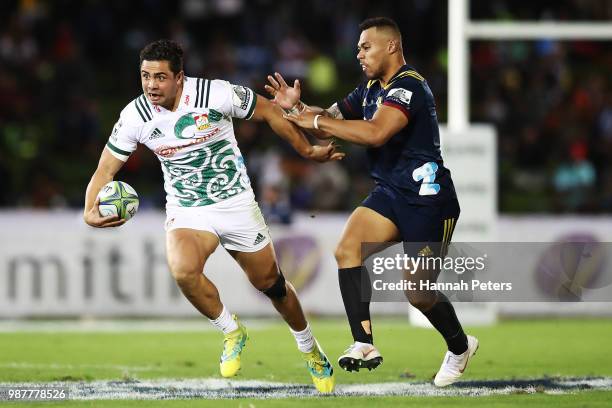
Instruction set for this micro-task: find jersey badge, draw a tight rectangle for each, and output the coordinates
[232,85,251,111]
[386,88,413,106]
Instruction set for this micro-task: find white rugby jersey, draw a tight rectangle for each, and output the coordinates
[106,77,257,207]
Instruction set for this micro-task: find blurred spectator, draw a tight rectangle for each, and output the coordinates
[553,141,596,211]
[273,29,313,80]
[0,0,611,216]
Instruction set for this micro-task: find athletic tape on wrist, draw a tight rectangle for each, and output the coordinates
[284,102,305,115]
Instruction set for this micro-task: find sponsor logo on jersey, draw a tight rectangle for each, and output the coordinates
[148,127,164,140]
[232,85,251,111]
[184,94,190,105]
[110,120,122,142]
[194,113,211,130]
[174,111,223,139]
[154,129,221,158]
[362,96,381,108]
[386,88,412,106]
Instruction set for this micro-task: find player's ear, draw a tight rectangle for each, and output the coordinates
[388,40,399,54]
[176,70,184,84]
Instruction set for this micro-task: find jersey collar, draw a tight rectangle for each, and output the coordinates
[387,64,410,83]
[367,65,411,90]
[380,64,410,89]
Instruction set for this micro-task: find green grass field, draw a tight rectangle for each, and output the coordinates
[1,318,611,407]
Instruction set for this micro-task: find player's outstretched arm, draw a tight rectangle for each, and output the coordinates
[83,148,127,228]
[284,104,409,147]
[250,94,345,163]
[265,72,340,140]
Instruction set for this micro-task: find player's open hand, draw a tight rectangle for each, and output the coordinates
[308,141,345,163]
[283,110,318,129]
[83,197,127,228]
[265,72,301,110]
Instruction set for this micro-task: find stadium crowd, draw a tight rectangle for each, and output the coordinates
[0,0,610,217]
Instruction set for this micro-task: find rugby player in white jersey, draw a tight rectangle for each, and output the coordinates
[83,39,340,393]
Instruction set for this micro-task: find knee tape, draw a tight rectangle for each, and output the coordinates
[262,272,287,299]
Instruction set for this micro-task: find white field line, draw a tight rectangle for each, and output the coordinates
[0,377,610,399]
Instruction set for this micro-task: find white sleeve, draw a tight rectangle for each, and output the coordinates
[105,113,140,162]
[212,80,257,120]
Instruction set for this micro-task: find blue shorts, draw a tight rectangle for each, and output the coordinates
[361,185,460,255]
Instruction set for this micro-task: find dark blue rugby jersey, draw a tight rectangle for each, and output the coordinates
[337,65,457,205]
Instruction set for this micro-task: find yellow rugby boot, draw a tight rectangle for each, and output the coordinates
[303,340,335,393]
[219,316,248,378]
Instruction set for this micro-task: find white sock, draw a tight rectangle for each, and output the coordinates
[354,341,373,349]
[209,306,239,335]
[290,323,316,353]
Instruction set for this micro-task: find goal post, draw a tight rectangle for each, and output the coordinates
[447,0,612,133]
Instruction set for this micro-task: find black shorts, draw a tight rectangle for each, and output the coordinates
[361,185,460,256]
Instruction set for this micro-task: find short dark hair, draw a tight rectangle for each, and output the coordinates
[139,39,184,75]
[359,17,400,34]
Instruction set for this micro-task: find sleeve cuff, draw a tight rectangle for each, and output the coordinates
[245,91,258,120]
[382,101,411,121]
[106,142,131,161]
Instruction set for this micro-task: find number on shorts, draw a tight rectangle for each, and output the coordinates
[412,162,440,196]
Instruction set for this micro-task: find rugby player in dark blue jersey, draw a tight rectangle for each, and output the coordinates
[266,17,478,386]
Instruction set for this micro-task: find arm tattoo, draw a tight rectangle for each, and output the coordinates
[325,103,343,119]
